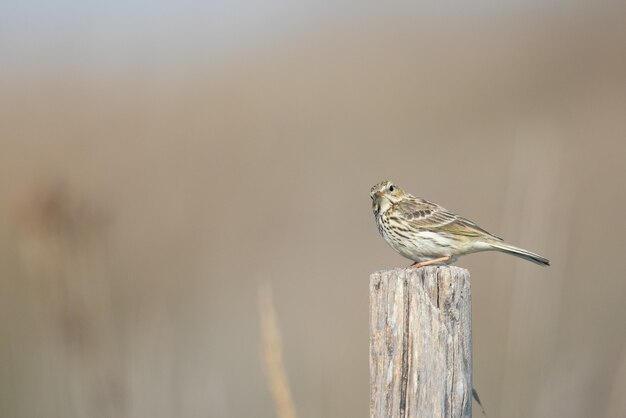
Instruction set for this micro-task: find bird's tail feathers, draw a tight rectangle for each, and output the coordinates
[487,242,550,266]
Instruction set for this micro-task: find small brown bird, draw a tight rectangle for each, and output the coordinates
[371,181,550,267]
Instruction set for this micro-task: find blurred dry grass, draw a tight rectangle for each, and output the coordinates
[259,285,298,418]
[1,3,626,417]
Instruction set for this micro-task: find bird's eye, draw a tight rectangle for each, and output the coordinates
[389,185,395,192]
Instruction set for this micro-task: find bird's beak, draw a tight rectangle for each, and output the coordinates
[374,191,384,199]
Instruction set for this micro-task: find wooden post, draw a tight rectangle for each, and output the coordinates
[370,266,472,418]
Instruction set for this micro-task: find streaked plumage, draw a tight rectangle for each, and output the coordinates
[370,180,550,267]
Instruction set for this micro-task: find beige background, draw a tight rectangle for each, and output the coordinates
[1,2,625,417]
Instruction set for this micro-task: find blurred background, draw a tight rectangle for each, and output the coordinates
[1,0,625,417]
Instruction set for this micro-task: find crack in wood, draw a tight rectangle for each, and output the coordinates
[399,276,410,417]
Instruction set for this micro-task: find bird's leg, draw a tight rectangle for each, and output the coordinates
[409,256,452,268]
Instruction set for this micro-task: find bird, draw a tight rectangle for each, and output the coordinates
[371,180,550,268]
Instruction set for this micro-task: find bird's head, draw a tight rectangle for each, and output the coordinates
[370,180,406,214]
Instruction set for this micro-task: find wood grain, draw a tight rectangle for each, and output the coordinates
[370,266,472,418]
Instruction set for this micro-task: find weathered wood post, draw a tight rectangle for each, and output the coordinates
[370,266,472,418]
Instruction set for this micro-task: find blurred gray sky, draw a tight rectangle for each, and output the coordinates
[0,0,605,80]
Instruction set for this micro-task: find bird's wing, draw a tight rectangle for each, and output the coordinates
[394,197,502,240]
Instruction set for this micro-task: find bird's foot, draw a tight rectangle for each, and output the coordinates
[409,256,452,268]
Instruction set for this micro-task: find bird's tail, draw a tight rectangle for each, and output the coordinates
[487,242,550,266]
